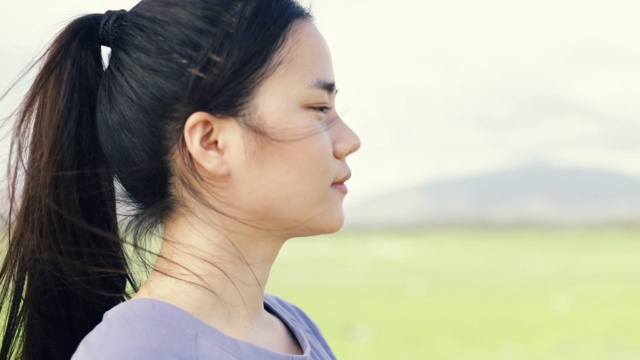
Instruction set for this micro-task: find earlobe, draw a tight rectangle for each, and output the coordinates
[183,111,230,178]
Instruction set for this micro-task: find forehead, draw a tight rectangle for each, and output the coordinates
[268,20,335,87]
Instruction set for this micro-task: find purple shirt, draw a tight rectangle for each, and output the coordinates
[72,294,336,359]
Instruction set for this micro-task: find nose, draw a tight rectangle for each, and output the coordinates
[333,118,361,159]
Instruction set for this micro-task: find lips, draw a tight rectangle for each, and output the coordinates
[331,172,351,195]
[333,172,351,185]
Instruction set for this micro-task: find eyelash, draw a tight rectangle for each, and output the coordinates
[311,106,332,114]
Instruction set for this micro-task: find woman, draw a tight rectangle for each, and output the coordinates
[0,0,360,359]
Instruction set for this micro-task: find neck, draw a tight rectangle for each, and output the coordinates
[134,210,286,337]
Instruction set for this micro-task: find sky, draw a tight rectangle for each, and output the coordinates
[1,0,640,207]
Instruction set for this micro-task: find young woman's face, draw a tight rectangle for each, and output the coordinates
[229,20,361,237]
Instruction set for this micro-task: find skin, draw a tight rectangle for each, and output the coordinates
[134,20,361,355]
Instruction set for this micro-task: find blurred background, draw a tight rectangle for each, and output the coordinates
[2,0,640,359]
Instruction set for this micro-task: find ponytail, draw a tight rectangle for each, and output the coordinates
[2,0,313,357]
[1,14,132,360]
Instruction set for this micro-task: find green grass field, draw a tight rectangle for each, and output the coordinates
[267,228,640,360]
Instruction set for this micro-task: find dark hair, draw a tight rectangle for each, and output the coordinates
[0,1,310,359]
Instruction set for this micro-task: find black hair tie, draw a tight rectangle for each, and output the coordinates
[99,10,128,47]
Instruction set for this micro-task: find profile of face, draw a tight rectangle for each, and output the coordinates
[186,20,361,238]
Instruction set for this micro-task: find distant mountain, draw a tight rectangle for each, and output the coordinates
[345,165,640,227]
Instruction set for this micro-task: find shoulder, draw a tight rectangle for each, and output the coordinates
[264,294,336,359]
[73,296,336,360]
[264,294,317,328]
[72,299,199,360]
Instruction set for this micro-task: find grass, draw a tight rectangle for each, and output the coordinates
[267,227,640,360]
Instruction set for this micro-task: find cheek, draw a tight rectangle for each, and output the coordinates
[261,138,333,199]
[243,126,334,183]
[269,128,333,163]
[292,136,334,174]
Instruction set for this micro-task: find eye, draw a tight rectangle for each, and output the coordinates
[311,105,332,114]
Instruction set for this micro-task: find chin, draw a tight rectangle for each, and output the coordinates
[314,211,345,235]
[292,211,345,238]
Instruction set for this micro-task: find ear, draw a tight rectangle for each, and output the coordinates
[183,111,231,178]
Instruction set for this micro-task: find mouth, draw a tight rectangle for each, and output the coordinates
[332,172,351,185]
[331,172,351,194]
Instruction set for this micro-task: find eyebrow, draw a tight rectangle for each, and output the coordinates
[311,80,338,95]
